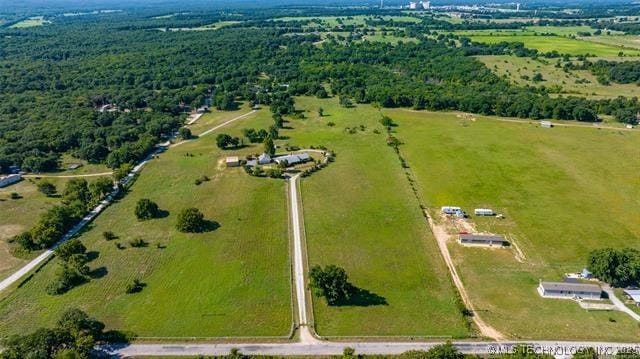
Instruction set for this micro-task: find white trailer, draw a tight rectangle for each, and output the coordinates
[441,206,462,215]
[474,208,494,216]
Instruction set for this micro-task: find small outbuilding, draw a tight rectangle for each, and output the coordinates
[540,120,553,128]
[0,174,22,188]
[459,233,508,247]
[474,208,494,216]
[225,156,240,167]
[580,268,593,279]
[537,281,602,300]
[623,289,640,307]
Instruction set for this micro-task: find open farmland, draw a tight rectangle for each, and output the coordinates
[0,108,292,338]
[390,109,640,341]
[477,55,640,99]
[286,97,470,338]
[459,32,640,56]
[9,16,50,28]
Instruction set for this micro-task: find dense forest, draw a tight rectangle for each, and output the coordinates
[0,8,639,173]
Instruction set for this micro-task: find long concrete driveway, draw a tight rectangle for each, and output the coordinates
[602,285,640,321]
[0,110,257,293]
[288,173,320,344]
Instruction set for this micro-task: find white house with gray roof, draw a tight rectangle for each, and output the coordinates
[538,281,602,300]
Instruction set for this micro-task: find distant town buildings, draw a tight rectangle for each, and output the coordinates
[0,174,22,188]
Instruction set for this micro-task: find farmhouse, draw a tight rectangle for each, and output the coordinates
[274,153,311,167]
[0,174,22,188]
[537,281,602,300]
[225,156,240,167]
[623,289,640,307]
[540,120,553,128]
[459,233,508,247]
[474,208,494,216]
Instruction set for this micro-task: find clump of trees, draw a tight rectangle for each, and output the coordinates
[0,308,111,359]
[176,207,207,233]
[125,279,146,294]
[37,181,57,197]
[12,178,114,251]
[588,248,640,287]
[216,133,242,149]
[242,128,269,143]
[308,264,353,305]
[46,239,91,295]
[134,198,159,221]
[178,127,193,140]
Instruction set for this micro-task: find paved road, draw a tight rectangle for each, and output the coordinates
[0,110,257,293]
[602,285,640,321]
[171,110,257,148]
[104,340,640,358]
[22,172,114,178]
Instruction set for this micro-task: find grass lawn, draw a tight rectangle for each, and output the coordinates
[273,15,420,28]
[388,109,640,341]
[9,16,50,29]
[461,33,640,56]
[477,55,640,99]
[0,109,292,338]
[284,97,470,338]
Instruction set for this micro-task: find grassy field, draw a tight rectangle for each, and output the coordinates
[464,34,640,56]
[389,109,640,341]
[581,35,640,51]
[286,97,470,338]
[453,29,640,56]
[0,175,110,279]
[9,16,50,29]
[363,34,418,44]
[0,108,292,338]
[477,55,640,99]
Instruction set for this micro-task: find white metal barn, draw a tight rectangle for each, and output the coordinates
[0,174,22,188]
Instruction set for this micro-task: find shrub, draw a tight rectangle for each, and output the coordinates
[134,198,159,221]
[128,237,147,248]
[125,279,145,294]
[103,231,117,241]
[176,207,206,233]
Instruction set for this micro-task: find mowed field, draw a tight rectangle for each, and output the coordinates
[477,55,640,99]
[286,97,470,338]
[457,31,640,56]
[0,107,292,338]
[389,110,640,341]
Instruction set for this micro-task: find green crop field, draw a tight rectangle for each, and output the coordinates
[478,55,640,99]
[389,109,640,341]
[0,108,292,338]
[285,97,470,338]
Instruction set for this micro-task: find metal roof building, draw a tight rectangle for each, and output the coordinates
[538,281,602,300]
[459,233,508,247]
